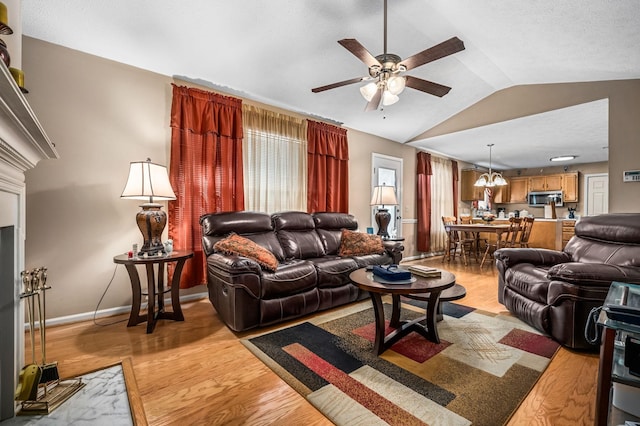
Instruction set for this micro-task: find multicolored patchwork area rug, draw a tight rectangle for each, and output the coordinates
[243,301,560,426]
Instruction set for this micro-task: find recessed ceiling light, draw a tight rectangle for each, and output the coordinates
[550,155,576,162]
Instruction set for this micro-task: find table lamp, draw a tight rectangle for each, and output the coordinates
[370,185,398,238]
[121,158,176,255]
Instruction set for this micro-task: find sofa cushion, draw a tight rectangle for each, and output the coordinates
[574,213,640,245]
[565,237,640,267]
[273,211,326,259]
[200,211,286,260]
[338,229,384,257]
[214,233,279,271]
[260,260,317,299]
[308,256,358,288]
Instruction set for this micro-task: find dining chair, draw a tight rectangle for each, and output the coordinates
[517,217,535,247]
[504,217,524,247]
[460,215,485,256]
[442,216,476,265]
[480,217,522,268]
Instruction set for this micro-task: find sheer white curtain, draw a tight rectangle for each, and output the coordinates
[242,105,307,213]
[430,156,454,252]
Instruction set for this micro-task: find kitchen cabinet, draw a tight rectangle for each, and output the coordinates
[508,177,529,203]
[529,174,563,192]
[461,169,486,201]
[562,219,576,248]
[492,184,510,204]
[563,172,579,202]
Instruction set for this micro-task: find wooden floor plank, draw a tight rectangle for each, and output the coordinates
[26,255,597,425]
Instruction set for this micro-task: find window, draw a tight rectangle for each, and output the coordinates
[429,156,454,252]
[242,105,307,213]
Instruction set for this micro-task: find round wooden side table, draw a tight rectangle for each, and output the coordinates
[113,250,193,333]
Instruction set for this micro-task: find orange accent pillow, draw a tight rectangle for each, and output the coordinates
[338,229,384,257]
[214,233,278,271]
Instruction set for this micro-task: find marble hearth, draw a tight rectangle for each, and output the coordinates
[0,60,58,420]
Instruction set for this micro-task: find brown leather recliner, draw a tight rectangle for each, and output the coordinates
[200,211,404,332]
[495,213,640,349]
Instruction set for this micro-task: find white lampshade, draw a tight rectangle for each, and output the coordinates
[493,175,508,186]
[370,185,398,206]
[474,176,488,187]
[387,75,406,95]
[382,91,399,106]
[121,158,176,203]
[359,82,379,102]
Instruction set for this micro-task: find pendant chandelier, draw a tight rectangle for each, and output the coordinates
[474,144,508,187]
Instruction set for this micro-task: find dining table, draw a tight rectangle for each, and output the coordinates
[443,222,512,267]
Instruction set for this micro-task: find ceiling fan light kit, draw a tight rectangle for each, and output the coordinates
[311,0,465,111]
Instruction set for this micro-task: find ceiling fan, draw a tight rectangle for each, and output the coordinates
[311,0,465,112]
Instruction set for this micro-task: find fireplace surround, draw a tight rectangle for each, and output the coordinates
[0,60,57,420]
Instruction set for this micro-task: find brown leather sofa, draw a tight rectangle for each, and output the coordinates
[200,210,404,332]
[495,213,640,349]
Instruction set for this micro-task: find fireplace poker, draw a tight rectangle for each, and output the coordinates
[34,267,59,385]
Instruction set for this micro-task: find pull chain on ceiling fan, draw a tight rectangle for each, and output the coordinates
[311,0,465,112]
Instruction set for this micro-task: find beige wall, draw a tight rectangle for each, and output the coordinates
[416,81,640,213]
[347,131,418,257]
[23,38,180,319]
[22,37,417,320]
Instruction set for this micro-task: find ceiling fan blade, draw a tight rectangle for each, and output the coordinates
[365,88,383,112]
[405,76,451,97]
[312,77,368,93]
[400,36,465,71]
[338,39,381,68]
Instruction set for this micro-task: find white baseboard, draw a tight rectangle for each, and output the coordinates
[33,292,209,329]
[401,252,443,262]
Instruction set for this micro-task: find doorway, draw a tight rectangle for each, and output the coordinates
[372,154,403,237]
[584,173,609,216]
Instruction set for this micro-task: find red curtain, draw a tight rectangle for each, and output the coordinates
[416,152,432,252]
[451,160,459,218]
[307,120,349,213]
[168,85,244,288]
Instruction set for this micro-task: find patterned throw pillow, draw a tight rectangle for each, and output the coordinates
[338,229,384,257]
[214,233,279,271]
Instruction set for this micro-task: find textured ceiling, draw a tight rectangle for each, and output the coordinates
[21,0,640,169]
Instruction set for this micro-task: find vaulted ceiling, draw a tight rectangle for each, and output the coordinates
[22,0,640,169]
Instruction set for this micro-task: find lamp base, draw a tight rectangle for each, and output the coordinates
[374,208,391,239]
[136,203,167,255]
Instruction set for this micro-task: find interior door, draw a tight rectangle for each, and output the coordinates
[372,154,403,237]
[584,173,609,216]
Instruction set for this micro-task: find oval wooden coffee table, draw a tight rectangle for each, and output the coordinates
[349,268,456,355]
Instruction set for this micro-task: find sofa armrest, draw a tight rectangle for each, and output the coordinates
[382,240,404,264]
[547,262,640,286]
[494,248,571,268]
[206,253,263,275]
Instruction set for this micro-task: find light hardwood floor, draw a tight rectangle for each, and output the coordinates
[29,256,598,425]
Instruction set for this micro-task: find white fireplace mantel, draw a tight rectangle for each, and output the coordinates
[0,59,58,420]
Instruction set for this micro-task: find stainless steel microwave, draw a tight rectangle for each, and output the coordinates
[528,191,563,207]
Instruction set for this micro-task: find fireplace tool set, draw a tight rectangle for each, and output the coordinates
[15,267,84,414]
